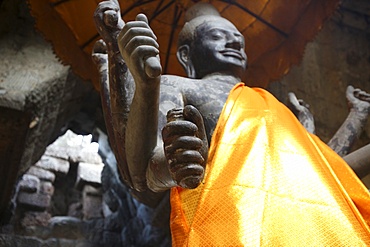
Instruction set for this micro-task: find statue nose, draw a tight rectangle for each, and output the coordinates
[226,40,241,50]
[226,34,242,50]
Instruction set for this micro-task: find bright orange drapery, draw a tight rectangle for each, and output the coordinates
[170,83,370,246]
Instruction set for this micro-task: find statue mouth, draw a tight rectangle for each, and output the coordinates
[220,50,245,61]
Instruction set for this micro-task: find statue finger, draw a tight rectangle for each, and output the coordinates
[120,21,157,40]
[95,1,120,21]
[136,13,149,23]
[297,99,309,109]
[162,120,198,141]
[118,28,157,57]
[171,163,205,189]
[103,9,124,29]
[183,105,207,142]
[166,108,183,122]
[124,36,159,55]
[355,90,370,102]
[287,92,302,111]
[92,39,107,54]
[130,46,159,68]
[165,136,203,154]
[169,150,205,166]
[346,85,356,102]
[92,40,108,68]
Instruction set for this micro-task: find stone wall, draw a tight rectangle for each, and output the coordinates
[0,130,170,246]
[268,0,370,145]
[267,0,370,186]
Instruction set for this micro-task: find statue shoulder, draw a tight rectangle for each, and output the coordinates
[160,75,199,90]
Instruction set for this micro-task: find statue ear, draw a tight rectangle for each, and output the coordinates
[177,44,195,78]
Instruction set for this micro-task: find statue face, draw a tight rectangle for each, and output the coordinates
[191,18,247,79]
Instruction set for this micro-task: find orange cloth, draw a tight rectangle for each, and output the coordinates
[170,83,370,246]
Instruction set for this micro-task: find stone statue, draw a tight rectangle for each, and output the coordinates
[327,85,370,156]
[93,1,246,193]
[287,86,370,178]
[286,92,316,134]
[93,0,370,194]
[93,1,370,246]
[92,1,370,245]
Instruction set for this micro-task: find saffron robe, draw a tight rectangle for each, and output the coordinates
[170,83,370,246]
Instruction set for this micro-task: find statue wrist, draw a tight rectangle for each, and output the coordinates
[350,107,369,121]
[146,147,176,192]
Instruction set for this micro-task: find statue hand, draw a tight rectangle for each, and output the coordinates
[118,14,162,82]
[162,106,208,189]
[346,85,370,115]
[94,0,124,44]
[287,92,315,134]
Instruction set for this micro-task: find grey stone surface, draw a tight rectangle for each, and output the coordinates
[76,162,104,188]
[18,174,40,193]
[21,211,51,228]
[48,216,85,240]
[71,145,102,165]
[27,166,56,182]
[39,181,55,196]
[35,156,70,175]
[82,185,103,220]
[68,202,83,219]
[17,191,51,210]
[45,130,102,165]
[0,234,43,247]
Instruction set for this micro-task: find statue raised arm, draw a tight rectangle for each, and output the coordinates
[117,12,209,191]
[93,0,135,188]
[287,92,316,134]
[287,86,370,178]
[328,85,370,156]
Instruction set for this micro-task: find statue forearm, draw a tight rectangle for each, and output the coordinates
[327,109,368,157]
[126,83,161,191]
[107,49,136,187]
[343,144,370,179]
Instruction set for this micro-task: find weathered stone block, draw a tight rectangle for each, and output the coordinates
[44,145,69,160]
[68,202,83,219]
[0,234,43,247]
[82,185,103,220]
[18,174,40,193]
[21,211,51,227]
[17,191,51,210]
[35,156,70,175]
[39,181,54,196]
[48,216,85,240]
[27,166,55,182]
[70,145,102,165]
[76,162,104,189]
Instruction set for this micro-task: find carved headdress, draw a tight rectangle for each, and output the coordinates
[178,3,224,47]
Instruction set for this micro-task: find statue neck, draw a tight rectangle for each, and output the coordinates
[202,73,243,87]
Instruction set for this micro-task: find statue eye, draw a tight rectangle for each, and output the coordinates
[210,31,224,40]
[212,34,223,40]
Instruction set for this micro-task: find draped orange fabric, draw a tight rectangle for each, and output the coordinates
[170,83,370,246]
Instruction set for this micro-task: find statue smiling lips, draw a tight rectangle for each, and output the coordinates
[93,1,370,246]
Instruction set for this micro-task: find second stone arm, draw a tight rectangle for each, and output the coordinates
[288,86,370,178]
[118,14,208,192]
